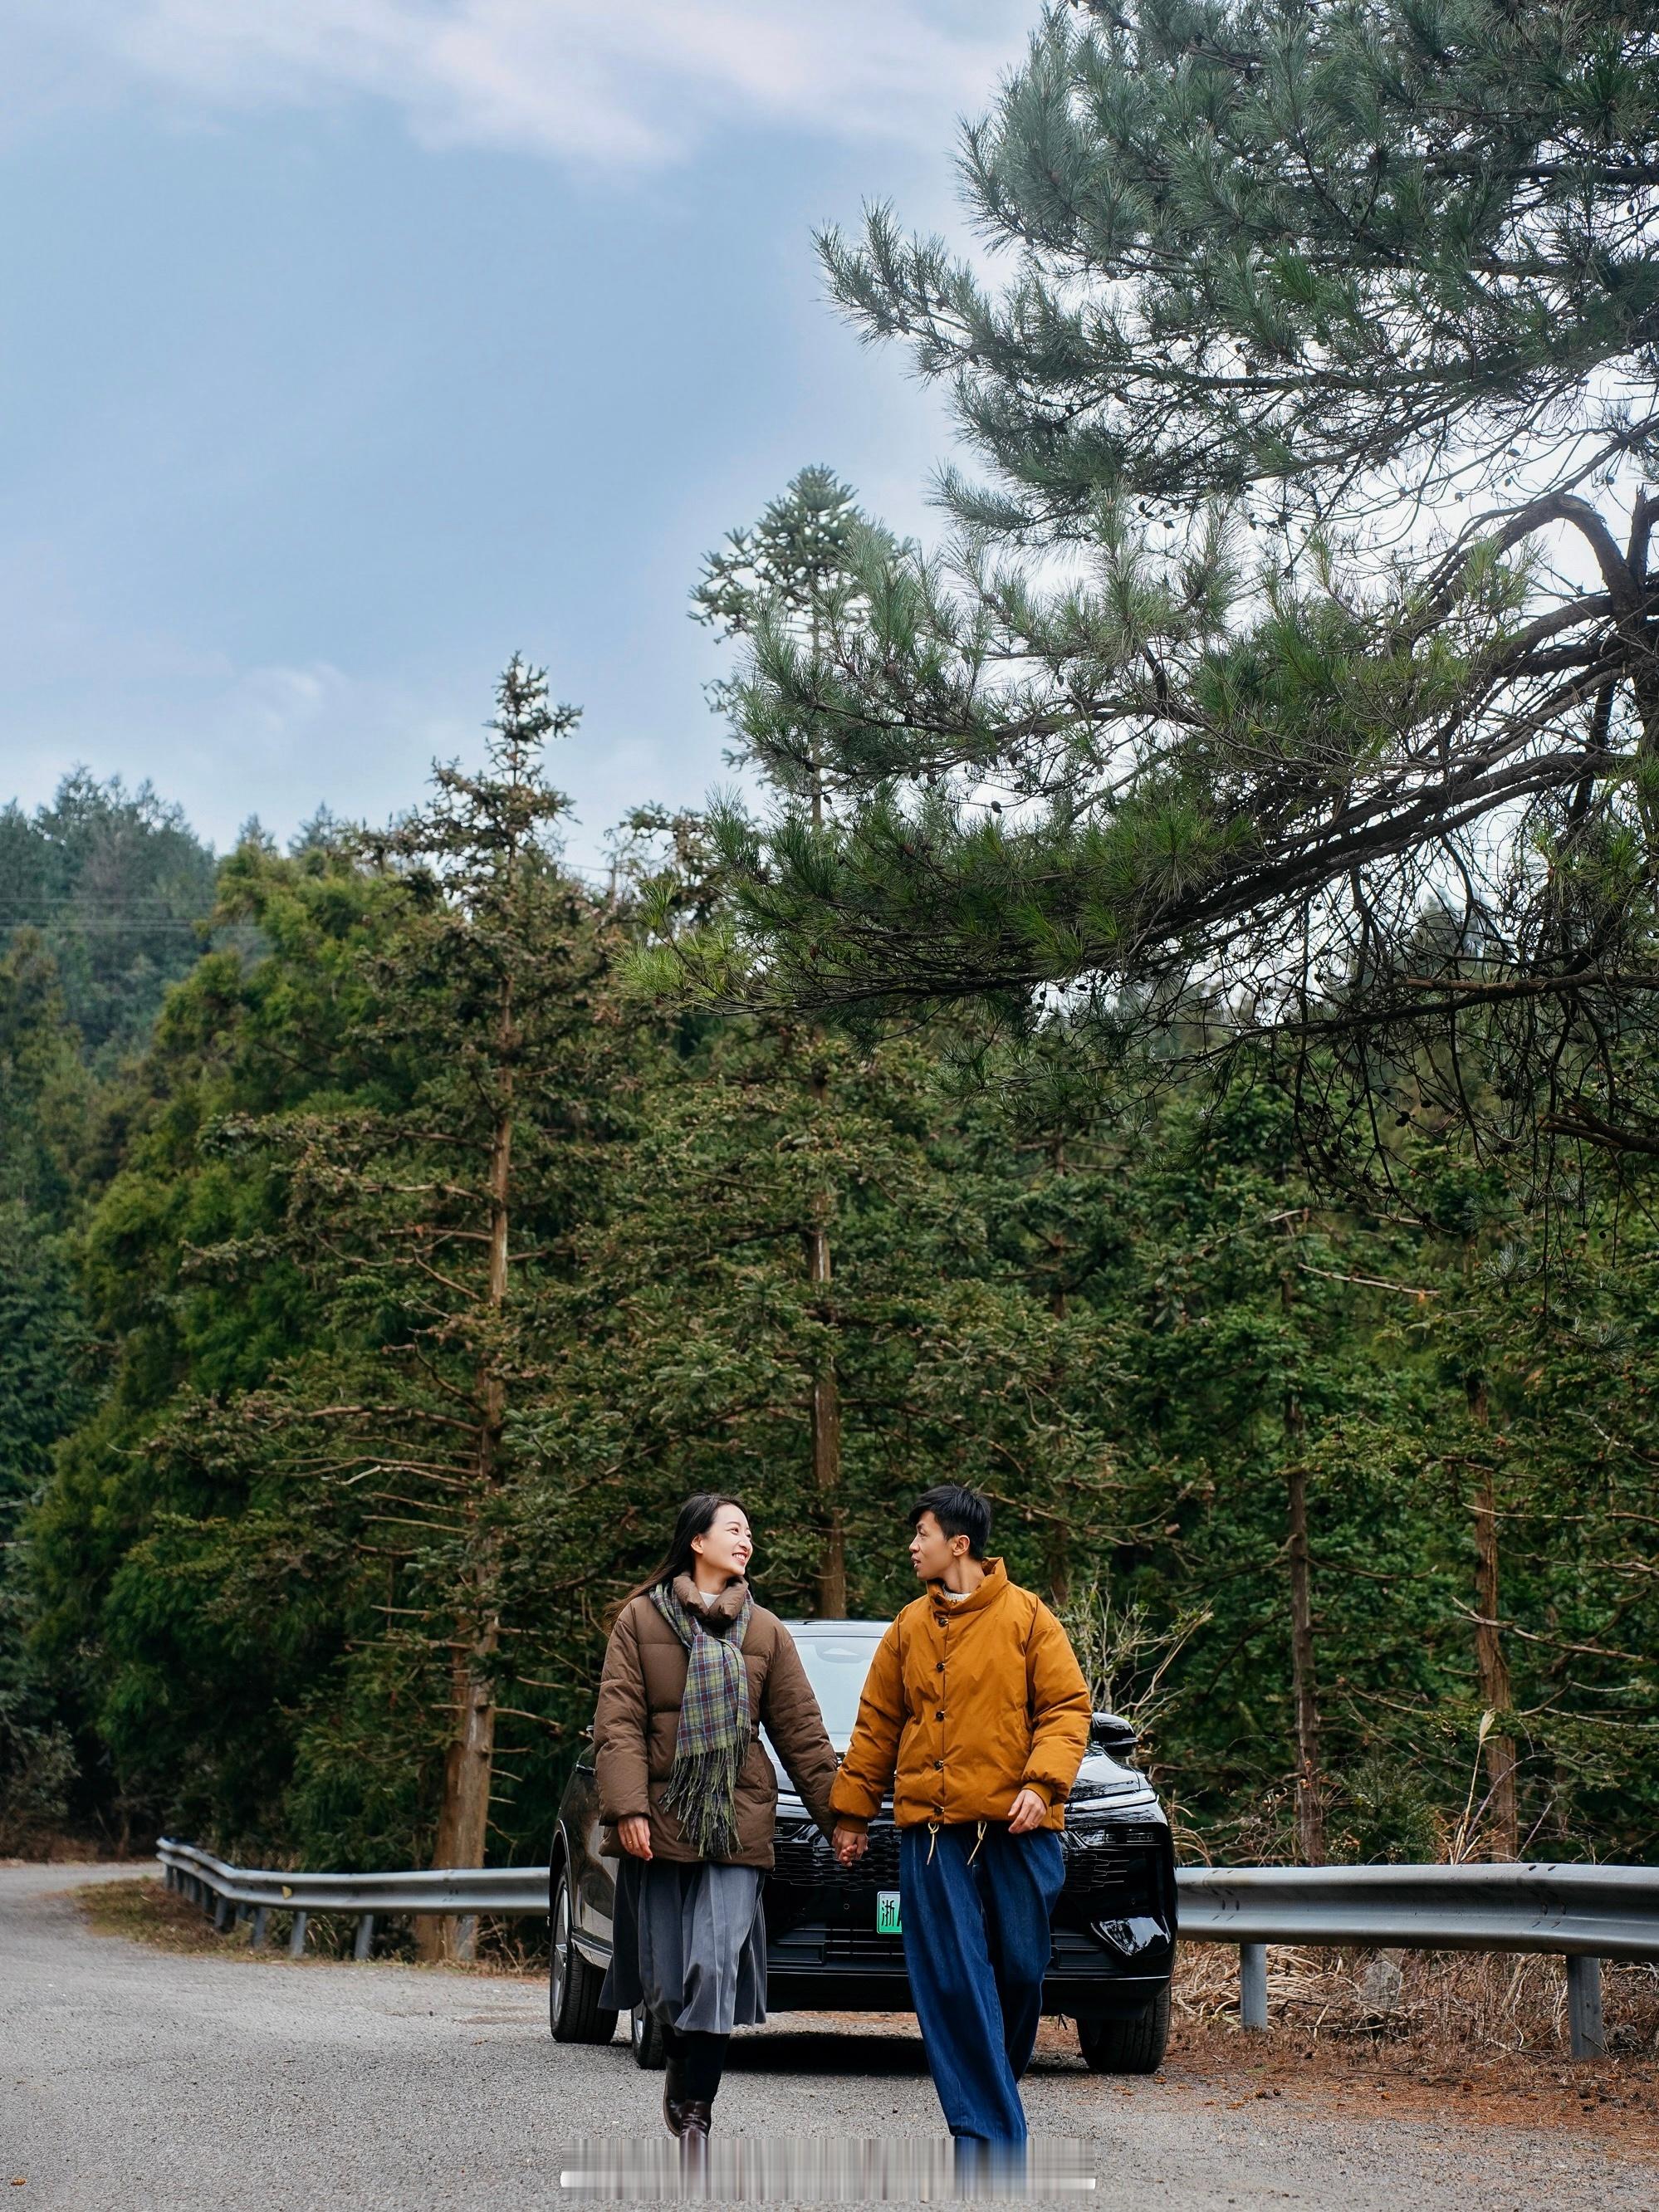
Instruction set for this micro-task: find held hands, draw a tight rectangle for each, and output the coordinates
[1006,1788,1048,1836]
[832,1821,869,1867]
[618,1814,653,1861]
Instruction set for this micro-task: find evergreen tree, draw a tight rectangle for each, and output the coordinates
[0,773,218,1065]
[29,668,639,1901]
[682,470,880,1610]
[0,937,94,1845]
[678,0,1659,1164]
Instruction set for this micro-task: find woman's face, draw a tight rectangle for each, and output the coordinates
[692,1505,753,1581]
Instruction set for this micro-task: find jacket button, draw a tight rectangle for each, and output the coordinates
[936,1710,945,1721]
[934,1759,943,1770]
[935,1661,944,1672]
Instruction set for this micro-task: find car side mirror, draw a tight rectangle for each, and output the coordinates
[1089,1710,1136,1755]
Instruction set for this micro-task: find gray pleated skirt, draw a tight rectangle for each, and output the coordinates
[601,1858,767,2033]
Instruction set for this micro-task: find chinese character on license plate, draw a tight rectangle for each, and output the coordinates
[875,1890,902,1936]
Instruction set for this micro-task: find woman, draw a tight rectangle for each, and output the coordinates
[595,1493,838,2142]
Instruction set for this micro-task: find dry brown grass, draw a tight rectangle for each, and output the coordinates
[1162,1941,1659,2159]
[78,1877,252,1955]
[1172,1940,1659,2058]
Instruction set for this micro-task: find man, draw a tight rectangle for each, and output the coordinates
[831,1484,1091,2151]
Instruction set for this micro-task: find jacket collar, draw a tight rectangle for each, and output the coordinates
[672,1571,749,1629]
[925,1555,1008,1616]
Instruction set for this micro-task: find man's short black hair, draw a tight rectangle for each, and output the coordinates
[908,1483,991,1559]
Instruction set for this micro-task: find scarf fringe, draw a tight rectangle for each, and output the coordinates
[661,1740,746,1859]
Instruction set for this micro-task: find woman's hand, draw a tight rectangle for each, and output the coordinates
[618,1815,653,1861]
[832,1821,869,1867]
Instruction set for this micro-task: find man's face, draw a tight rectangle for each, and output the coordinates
[908,1510,959,1583]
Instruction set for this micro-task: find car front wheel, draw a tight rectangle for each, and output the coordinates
[549,1863,619,2045]
[1077,1984,1170,2074]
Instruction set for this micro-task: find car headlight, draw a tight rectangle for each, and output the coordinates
[1068,1779,1157,1808]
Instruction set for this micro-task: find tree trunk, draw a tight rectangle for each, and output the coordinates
[1048,1134,1068,1319]
[1281,1274,1324,1865]
[808,1159,845,1618]
[805,764,845,1616]
[418,979,514,1959]
[1467,1374,1519,1859]
[1285,1455,1325,1866]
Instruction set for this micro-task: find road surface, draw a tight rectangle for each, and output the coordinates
[2,1862,1652,2210]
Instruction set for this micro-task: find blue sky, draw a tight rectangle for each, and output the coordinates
[2,1,1036,869]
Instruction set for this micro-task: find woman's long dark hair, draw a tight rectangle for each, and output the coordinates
[609,1492,749,1625]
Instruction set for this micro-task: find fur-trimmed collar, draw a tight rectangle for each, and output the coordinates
[671,1571,750,1628]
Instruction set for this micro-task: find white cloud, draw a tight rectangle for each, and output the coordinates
[12,0,1034,169]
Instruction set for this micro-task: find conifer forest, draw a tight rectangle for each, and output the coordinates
[3,0,1658,1901]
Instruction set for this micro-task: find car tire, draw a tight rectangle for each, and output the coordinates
[549,1862,619,2045]
[630,1999,668,2069]
[1077,1984,1170,2074]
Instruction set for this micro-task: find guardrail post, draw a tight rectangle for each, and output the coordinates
[455,1914,478,1963]
[1239,1943,1268,2030]
[213,1893,229,1931]
[1568,1955,1603,2059]
[353,1914,375,1961]
[287,1910,309,1959]
[251,1907,269,1949]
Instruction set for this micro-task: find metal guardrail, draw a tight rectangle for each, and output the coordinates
[159,1839,1656,2059]
[1177,1860,1659,2058]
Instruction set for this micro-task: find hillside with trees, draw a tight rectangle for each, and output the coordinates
[2,0,1657,1883]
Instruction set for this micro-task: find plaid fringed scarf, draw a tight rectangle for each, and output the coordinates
[651,1574,754,1859]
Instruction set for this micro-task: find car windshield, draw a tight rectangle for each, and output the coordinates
[788,1626,887,1748]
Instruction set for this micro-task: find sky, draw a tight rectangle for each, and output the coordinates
[1,1,1038,870]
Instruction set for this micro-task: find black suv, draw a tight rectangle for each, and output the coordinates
[549,1617,1176,2074]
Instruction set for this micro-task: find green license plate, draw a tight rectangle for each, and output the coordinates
[875,1890,902,1936]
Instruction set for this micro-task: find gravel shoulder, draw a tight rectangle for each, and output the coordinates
[2,1862,1655,2211]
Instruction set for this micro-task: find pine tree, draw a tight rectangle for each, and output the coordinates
[226,659,624,1945]
[0,773,218,1066]
[681,0,1659,1163]
[687,470,874,1611]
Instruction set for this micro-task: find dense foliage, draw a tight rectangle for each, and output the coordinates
[2,1,1657,1881]
[2,686,1653,1871]
[677,0,1659,1180]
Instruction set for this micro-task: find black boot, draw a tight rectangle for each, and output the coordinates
[678,2099,713,2143]
[662,2029,688,2137]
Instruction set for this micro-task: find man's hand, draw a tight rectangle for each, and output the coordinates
[618,1814,653,1860]
[1006,1789,1048,1836]
[833,1821,869,1867]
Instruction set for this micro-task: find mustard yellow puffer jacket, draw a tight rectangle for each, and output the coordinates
[830,1559,1091,1832]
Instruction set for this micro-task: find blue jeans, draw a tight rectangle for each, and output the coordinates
[899,1821,1065,2146]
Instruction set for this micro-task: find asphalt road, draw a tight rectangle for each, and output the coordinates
[2,1862,1652,2211]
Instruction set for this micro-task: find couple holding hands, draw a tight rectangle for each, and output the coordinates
[592,1483,1092,2151]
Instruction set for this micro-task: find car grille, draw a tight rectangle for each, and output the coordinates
[1059,1833,1163,1912]
[772,1924,1152,1977]
[776,1823,1156,1887]
[821,1926,909,1965]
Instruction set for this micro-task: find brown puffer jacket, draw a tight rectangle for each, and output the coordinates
[593,1575,839,1869]
[830,1558,1090,1832]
